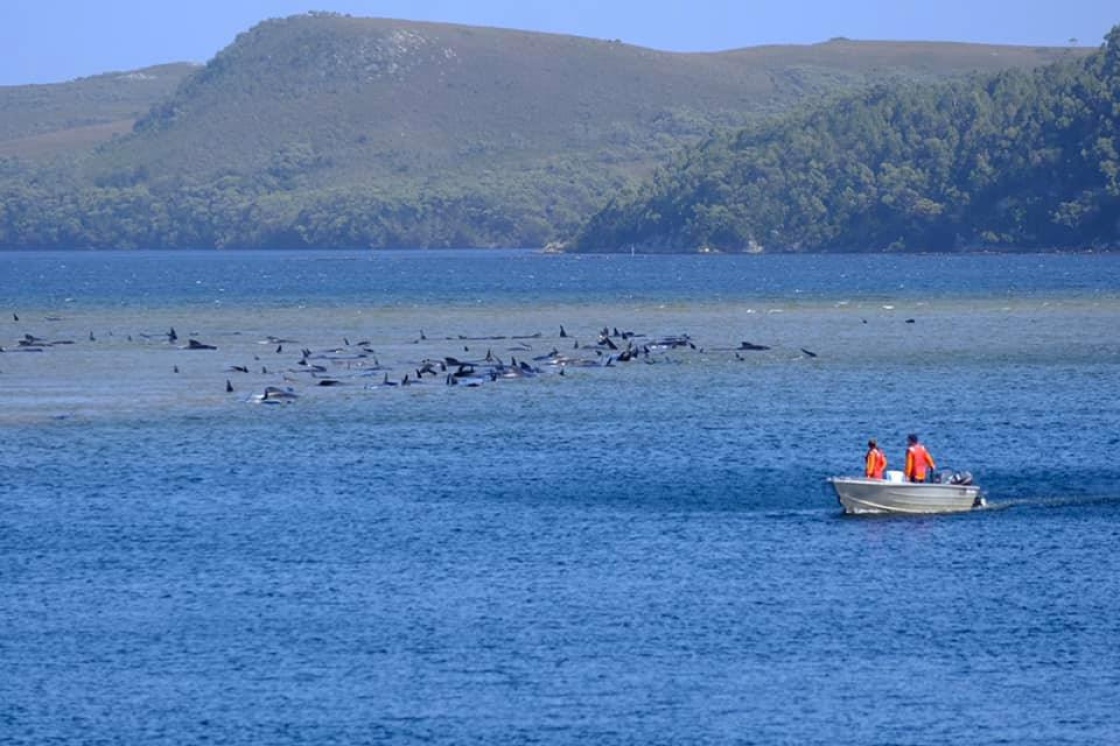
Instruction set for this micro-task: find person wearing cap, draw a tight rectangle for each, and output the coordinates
[904,433,937,482]
[865,439,887,479]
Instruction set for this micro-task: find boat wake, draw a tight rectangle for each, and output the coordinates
[980,494,1120,511]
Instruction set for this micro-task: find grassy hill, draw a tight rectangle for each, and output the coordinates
[0,63,198,159]
[94,14,1082,187]
[0,12,1093,249]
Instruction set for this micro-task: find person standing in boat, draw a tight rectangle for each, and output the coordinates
[865,439,887,479]
[904,433,937,482]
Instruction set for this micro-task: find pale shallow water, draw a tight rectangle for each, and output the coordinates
[2,250,1120,744]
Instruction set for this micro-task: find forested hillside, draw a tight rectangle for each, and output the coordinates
[570,27,1120,253]
[0,12,1083,250]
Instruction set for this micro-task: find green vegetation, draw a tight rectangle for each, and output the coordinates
[0,64,196,160]
[570,27,1120,252]
[0,12,1097,249]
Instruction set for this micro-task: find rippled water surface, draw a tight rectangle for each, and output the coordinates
[3,250,1120,744]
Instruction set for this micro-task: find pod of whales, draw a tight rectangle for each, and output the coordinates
[6,313,837,407]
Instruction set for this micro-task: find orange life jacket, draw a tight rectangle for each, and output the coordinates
[906,444,936,481]
[865,447,887,479]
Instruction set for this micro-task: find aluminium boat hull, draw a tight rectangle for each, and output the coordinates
[829,476,985,515]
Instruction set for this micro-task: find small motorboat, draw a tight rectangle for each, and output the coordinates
[829,470,985,515]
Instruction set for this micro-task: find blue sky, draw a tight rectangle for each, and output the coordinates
[2,1,1116,85]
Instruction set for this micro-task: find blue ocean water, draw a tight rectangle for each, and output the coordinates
[2,250,1120,744]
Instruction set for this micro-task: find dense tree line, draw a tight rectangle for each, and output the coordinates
[570,27,1120,252]
[0,163,617,249]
